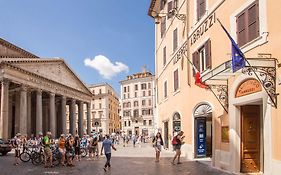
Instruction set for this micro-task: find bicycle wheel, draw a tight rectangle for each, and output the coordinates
[32,153,44,166]
[20,152,31,162]
[80,148,87,158]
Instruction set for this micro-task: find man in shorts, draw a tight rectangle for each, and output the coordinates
[43,131,53,168]
[13,133,21,166]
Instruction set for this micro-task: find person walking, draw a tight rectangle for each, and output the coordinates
[152,132,164,162]
[101,134,117,172]
[171,131,185,165]
[58,134,66,166]
[12,133,21,166]
[43,131,53,168]
[65,134,75,166]
[74,135,81,161]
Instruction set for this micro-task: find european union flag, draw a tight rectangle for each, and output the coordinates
[218,19,245,72]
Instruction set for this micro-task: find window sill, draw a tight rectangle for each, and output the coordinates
[240,33,269,54]
[173,89,180,96]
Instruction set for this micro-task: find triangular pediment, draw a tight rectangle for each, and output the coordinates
[5,58,91,95]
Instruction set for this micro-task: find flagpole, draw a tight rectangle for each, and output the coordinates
[217,18,277,108]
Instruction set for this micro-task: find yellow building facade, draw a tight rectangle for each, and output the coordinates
[149,0,281,174]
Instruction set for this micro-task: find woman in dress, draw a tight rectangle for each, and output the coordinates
[152,132,163,162]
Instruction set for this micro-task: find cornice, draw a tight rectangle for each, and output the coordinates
[148,0,157,17]
[0,38,38,58]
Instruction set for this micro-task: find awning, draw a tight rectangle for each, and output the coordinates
[201,57,277,113]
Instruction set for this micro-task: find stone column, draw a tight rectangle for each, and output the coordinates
[19,86,27,135]
[78,101,84,137]
[69,99,76,135]
[49,92,56,138]
[61,96,67,134]
[27,91,32,136]
[36,90,43,135]
[86,102,91,135]
[0,80,9,139]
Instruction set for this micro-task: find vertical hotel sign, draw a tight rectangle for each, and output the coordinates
[190,13,216,45]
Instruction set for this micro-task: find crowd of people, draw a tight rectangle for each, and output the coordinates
[10,130,185,171]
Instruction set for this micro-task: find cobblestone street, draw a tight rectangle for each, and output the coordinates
[0,143,233,175]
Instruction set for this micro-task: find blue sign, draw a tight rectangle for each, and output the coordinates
[197,118,206,157]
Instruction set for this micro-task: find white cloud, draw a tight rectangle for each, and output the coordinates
[84,55,129,79]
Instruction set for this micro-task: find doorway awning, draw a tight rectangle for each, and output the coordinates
[201,57,277,113]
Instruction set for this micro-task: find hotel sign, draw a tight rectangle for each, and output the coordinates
[236,79,262,98]
[190,13,216,45]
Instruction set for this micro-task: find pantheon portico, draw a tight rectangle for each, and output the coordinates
[0,38,92,139]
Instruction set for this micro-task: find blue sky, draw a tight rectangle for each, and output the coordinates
[0,0,155,95]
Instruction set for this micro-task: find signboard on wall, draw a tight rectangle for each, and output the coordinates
[236,79,262,98]
[197,118,206,157]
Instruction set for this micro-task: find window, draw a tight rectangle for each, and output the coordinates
[167,1,173,19]
[128,121,131,126]
[133,110,139,117]
[148,99,152,106]
[197,0,206,21]
[135,84,138,91]
[143,91,145,97]
[148,83,151,89]
[128,93,130,98]
[99,89,102,94]
[124,121,127,127]
[134,101,139,107]
[92,104,95,109]
[163,46,167,66]
[143,120,147,126]
[161,17,166,38]
[192,39,211,75]
[160,0,167,11]
[123,94,126,99]
[124,87,126,93]
[135,92,138,98]
[173,28,178,52]
[148,90,151,96]
[174,69,179,91]
[142,110,146,115]
[99,103,102,109]
[149,120,152,126]
[92,90,95,95]
[127,102,131,108]
[237,1,259,46]
[142,100,146,106]
[164,81,167,98]
[141,83,147,90]
[128,86,130,92]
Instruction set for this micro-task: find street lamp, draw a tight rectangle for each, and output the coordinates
[150,9,186,24]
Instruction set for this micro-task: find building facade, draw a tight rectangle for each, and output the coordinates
[149,0,281,174]
[120,71,156,136]
[87,83,121,135]
[0,38,93,139]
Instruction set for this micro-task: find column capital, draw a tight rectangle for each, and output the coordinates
[71,98,76,104]
[1,79,10,86]
[20,85,28,91]
[36,89,42,94]
[49,92,55,97]
[61,96,67,100]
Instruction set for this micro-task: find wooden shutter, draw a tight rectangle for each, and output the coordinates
[247,1,259,42]
[164,81,167,98]
[163,46,166,66]
[173,28,178,52]
[205,39,212,69]
[197,0,206,20]
[168,1,173,18]
[192,51,199,76]
[160,0,165,10]
[237,12,246,46]
[197,0,200,20]
[174,69,179,91]
[161,17,166,38]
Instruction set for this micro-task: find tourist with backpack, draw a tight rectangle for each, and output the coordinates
[152,132,163,162]
[171,131,185,165]
[43,131,53,168]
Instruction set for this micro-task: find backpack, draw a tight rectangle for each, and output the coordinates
[172,136,178,145]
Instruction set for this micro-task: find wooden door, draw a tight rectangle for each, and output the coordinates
[241,105,261,173]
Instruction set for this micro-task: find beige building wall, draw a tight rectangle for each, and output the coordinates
[150,0,281,174]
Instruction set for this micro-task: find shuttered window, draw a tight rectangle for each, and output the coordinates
[237,1,259,46]
[164,81,167,98]
[173,28,178,52]
[197,0,206,20]
[161,17,166,38]
[192,39,211,76]
[167,1,173,19]
[174,69,179,91]
[163,46,167,66]
[160,0,167,11]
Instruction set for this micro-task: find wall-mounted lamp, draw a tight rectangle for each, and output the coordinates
[150,9,186,24]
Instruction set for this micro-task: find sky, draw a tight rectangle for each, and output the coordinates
[0,0,155,95]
